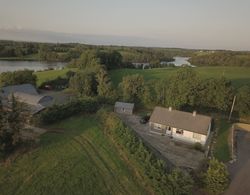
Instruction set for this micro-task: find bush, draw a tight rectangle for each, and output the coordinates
[194,142,204,152]
[205,158,229,195]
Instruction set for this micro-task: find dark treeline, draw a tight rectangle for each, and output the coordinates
[0,69,37,87]
[0,40,194,66]
[117,68,250,118]
[189,51,250,67]
[2,40,250,68]
[0,96,27,158]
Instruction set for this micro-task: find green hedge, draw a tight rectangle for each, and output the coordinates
[97,109,194,195]
[33,98,104,125]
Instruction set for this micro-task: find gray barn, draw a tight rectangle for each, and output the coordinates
[1,84,53,114]
[114,102,134,115]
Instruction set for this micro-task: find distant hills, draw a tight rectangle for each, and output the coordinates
[0,28,163,47]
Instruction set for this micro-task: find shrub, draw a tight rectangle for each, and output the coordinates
[194,142,204,152]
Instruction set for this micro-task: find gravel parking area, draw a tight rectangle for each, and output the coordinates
[118,114,205,169]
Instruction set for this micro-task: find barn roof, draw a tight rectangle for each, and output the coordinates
[115,102,134,110]
[1,83,38,97]
[11,92,49,106]
[149,107,212,135]
[1,84,53,115]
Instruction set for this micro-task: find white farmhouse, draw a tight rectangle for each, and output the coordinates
[149,107,212,146]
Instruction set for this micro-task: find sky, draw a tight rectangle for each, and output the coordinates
[0,0,250,50]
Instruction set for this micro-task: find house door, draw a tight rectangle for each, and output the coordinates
[166,126,172,136]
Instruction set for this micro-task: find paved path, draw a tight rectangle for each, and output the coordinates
[118,114,205,169]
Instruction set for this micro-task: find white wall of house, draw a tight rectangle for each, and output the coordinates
[114,107,133,115]
[149,122,211,146]
[172,128,207,145]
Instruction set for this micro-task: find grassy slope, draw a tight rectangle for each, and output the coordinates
[0,116,153,195]
[35,68,76,86]
[110,67,250,88]
[213,119,232,162]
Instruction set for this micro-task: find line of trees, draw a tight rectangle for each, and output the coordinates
[117,68,250,117]
[97,109,194,195]
[0,96,26,158]
[189,51,250,67]
[0,69,37,87]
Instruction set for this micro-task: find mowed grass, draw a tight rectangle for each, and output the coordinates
[34,68,76,86]
[110,67,250,88]
[214,119,232,162]
[0,116,152,195]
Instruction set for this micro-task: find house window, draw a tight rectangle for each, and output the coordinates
[122,108,125,112]
[193,133,201,140]
[176,129,184,135]
[154,123,162,130]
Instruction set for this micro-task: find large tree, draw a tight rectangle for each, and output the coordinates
[97,50,122,70]
[95,66,115,98]
[69,70,97,97]
[119,74,145,102]
[197,77,233,111]
[0,96,25,156]
[165,68,200,109]
[205,158,229,195]
[235,85,250,116]
[76,50,100,70]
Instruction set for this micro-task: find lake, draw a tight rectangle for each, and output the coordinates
[168,57,195,67]
[0,60,66,73]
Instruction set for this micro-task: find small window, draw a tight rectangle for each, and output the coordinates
[176,129,183,135]
[193,133,201,140]
[154,123,162,130]
[122,108,125,112]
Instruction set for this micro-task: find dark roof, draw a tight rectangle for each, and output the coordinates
[1,84,53,115]
[1,84,38,97]
[115,102,134,110]
[149,107,211,135]
[12,92,49,105]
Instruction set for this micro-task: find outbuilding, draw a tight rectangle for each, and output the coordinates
[1,83,53,114]
[114,102,134,115]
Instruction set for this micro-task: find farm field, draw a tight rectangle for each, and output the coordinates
[0,116,153,195]
[110,67,250,88]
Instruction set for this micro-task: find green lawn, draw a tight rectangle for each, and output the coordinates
[0,116,152,195]
[110,67,250,88]
[35,68,76,86]
[213,119,232,162]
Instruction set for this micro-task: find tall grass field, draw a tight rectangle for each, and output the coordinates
[0,116,153,195]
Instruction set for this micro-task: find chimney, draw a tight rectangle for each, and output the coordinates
[169,107,172,111]
[193,111,197,116]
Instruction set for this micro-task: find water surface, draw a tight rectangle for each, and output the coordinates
[168,57,195,67]
[0,60,66,73]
